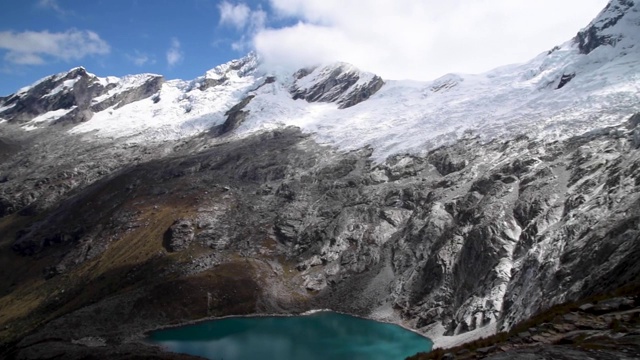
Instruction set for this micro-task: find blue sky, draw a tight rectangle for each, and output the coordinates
[0,0,282,95]
[0,0,609,96]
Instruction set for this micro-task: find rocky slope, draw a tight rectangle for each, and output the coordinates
[1,115,640,358]
[411,295,640,359]
[1,0,640,359]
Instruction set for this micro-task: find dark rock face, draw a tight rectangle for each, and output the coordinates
[337,75,385,108]
[290,64,385,108]
[218,95,255,135]
[199,77,225,91]
[575,0,636,54]
[90,75,164,112]
[0,67,164,126]
[0,67,107,124]
[428,151,467,176]
[165,219,195,252]
[557,73,576,89]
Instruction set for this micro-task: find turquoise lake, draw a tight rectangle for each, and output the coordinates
[147,312,433,360]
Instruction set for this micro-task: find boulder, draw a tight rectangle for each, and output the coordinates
[303,273,327,292]
[165,219,195,252]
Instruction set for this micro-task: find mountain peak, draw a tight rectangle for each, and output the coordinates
[0,67,163,127]
[199,52,260,91]
[575,0,639,54]
[205,52,259,80]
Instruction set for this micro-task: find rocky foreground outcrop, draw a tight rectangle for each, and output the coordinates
[411,295,640,359]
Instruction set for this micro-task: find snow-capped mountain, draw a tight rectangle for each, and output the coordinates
[0,67,163,127]
[2,1,640,359]
[2,1,639,161]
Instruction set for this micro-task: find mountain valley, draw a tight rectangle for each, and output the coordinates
[1,1,640,359]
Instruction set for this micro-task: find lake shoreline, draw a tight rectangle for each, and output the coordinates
[143,310,434,360]
[140,308,433,341]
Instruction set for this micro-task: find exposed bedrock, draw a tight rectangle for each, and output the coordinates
[3,115,640,354]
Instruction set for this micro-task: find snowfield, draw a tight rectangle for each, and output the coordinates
[7,0,640,161]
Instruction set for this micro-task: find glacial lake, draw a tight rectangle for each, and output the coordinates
[147,311,433,360]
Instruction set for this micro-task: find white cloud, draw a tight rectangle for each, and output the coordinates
[219,2,251,29]
[37,0,66,15]
[255,0,610,80]
[249,8,268,31]
[0,29,110,66]
[218,2,268,52]
[219,1,267,32]
[126,51,155,66]
[231,36,248,52]
[166,37,183,67]
[5,52,46,65]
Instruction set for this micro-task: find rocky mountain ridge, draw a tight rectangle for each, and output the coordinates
[0,67,163,126]
[576,0,637,54]
[1,2,638,158]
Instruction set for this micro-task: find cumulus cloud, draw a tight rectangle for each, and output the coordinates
[166,37,183,67]
[219,2,251,29]
[0,29,110,66]
[219,2,268,52]
[219,1,267,32]
[254,0,609,80]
